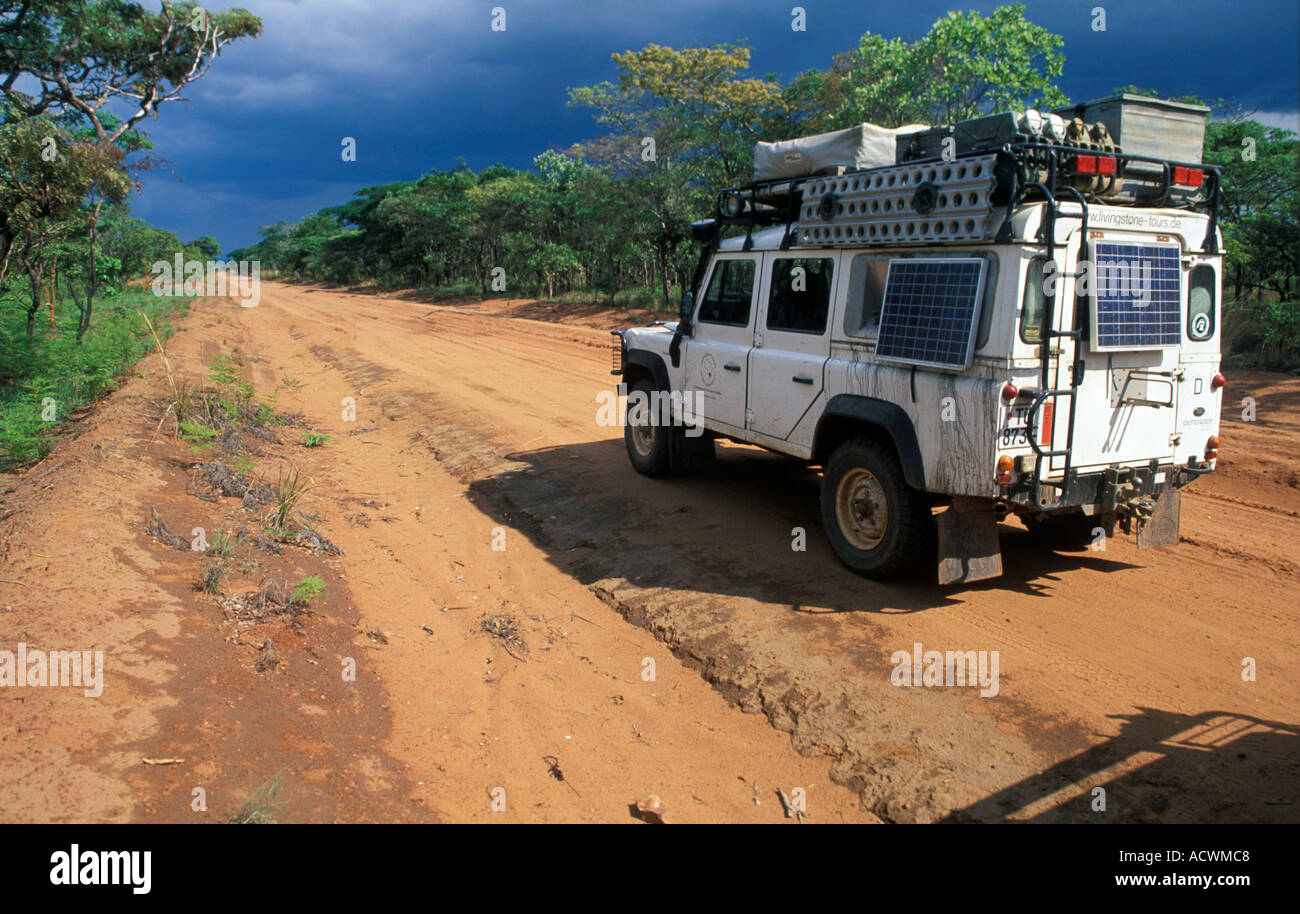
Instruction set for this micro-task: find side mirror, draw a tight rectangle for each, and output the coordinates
[679,291,694,327]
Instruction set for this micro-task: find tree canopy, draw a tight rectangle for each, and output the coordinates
[1,0,261,339]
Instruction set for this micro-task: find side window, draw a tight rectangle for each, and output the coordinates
[1188,265,1216,340]
[1021,256,1048,343]
[842,255,890,338]
[975,253,998,349]
[697,258,756,326]
[766,258,834,334]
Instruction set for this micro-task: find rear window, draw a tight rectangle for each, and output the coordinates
[1188,265,1216,340]
[844,251,996,348]
[842,254,890,338]
[1021,256,1048,343]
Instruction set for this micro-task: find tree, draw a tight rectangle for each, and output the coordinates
[821,4,1066,129]
[1,1,261,138]
[0,1,261,266]
[568,43,786,187]
[569,44,783,306]
[185,235,220,260]
[0,114,130,336]
[1204,120,1300,303]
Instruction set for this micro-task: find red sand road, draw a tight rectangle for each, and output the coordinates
[1,283,1296,823]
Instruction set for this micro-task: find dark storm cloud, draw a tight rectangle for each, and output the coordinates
[124,0,1298,252]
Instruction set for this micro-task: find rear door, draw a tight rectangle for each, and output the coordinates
[684,254,757,432]
[1060,232,1182,474]
[747,254,836,440]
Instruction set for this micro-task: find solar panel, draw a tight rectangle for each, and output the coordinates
[875,259,987,370]
[1092,242,1182,350]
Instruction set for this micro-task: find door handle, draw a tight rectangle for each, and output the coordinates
[724,363,741,372]
[793,374,814,384]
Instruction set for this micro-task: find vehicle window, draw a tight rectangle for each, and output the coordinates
[842,255,890,338]
[975,253,998,349]
[766,258,834,334]
[697,259,755,326]
[1021,256,1048,343]
[1188,265,1215,340]
[875,258,987,370]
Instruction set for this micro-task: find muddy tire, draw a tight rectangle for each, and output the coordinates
[820,437,933,580]
[1026,513,1108,551]
[624,379,672,477]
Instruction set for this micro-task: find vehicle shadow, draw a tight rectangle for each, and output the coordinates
[463,437,1141,615]
[942,707,1300,823]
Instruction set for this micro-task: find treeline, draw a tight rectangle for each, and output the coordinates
[229,5,1298,366]
[230,6,1076,306]
[231,155,679,304]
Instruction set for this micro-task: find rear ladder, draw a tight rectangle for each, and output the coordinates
[1023,153,1089,509]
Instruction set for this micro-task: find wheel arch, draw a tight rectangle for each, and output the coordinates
[813,394,927,491]
[623,348,671,392]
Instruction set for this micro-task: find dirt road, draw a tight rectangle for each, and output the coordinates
[2,282,1297,822]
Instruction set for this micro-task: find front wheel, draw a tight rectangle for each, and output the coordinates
[820,437,933,580]
[624,380,672,477]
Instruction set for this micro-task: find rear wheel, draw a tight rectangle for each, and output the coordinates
[820,437,933,579]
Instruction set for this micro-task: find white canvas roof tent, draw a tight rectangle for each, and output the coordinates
[753,122,929,181]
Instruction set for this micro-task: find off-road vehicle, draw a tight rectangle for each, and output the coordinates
[613,96,1225,584]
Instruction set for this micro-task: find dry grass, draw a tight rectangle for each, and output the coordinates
[480,612,528,659]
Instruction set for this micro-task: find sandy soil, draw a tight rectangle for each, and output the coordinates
[1,282,1296,823]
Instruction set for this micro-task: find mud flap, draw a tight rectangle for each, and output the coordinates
[670,429,716,472]
[1136,489,1181,549]
[936,496,1003,585]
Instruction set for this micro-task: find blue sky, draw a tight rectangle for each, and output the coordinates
[123,0,1300,254]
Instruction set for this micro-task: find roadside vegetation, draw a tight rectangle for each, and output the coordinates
[147,345,340,652]
[0,290,186,468]
[0,1,262,470]
[228,772,285,824]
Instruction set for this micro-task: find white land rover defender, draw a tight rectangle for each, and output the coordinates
[613,96,1225,584]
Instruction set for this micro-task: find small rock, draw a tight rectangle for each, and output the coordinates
[635,794,668,824]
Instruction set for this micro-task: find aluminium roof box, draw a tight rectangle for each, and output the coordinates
[1055,94,1209,164]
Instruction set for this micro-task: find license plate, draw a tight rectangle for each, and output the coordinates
[999,406,1032,447]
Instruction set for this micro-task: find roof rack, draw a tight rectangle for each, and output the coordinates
[713,142,1222,254]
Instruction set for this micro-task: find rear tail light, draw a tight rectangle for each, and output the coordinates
[1205,435,1220,461]
[1172,166,1205,188]
[1074,154,1116,175]
[1001,382,1018,402]
[1211,372,1226,391]
[996,455,1014,486]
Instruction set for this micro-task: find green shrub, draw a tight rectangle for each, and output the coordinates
[290,575,326,606]
[0,291,185,470]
